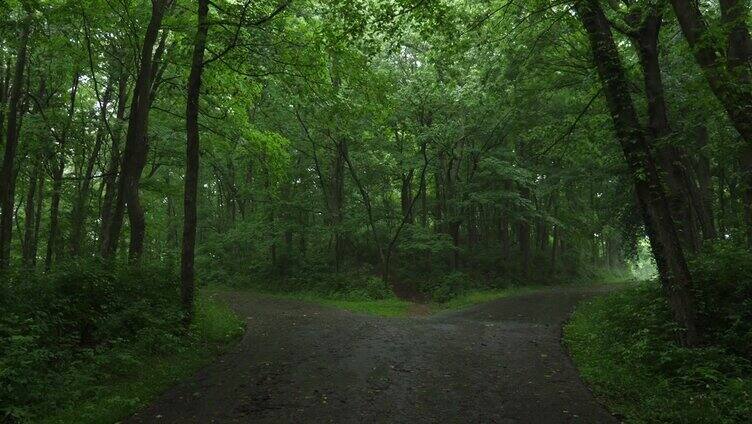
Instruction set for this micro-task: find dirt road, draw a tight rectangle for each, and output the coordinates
[126,286,616,423]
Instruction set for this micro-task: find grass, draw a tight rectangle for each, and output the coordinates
[434,286,546,311]
[216,288,414,317]
[564,287,752,423]
[36,293,244,424]
[299,296,412,317]
[216,283,601,318]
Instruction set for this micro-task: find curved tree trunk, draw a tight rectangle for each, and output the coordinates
[614,9,707,252]
[576,0,699,346]
[103,0,171,260]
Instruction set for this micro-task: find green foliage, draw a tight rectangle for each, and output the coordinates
[2,0,751,420]
[690,243,752,357]
[225,269,396,302]
[0,261,243,423]
[346,276,392,300]
[565,256,752,423]
[423,271,474,303]
[259,291,413,317]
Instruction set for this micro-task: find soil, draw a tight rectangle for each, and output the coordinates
[125,286,617,423]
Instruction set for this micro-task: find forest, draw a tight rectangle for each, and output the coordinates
[1,0,752,422]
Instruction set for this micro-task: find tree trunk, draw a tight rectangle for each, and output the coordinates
[401,169,414,225]
[630,12,701,252]
[576,0,699,346]
[181,0,208,323]
[330,137,346,272]
[45,71,80,270]
[670,0,752,144]
[499,213,510,260]
[693,125,717,240]
[419,170,427,228]
[32,170,44,266]
[0,56,11,147]
[0,12,31,269]
[99,72,128,255]
[70,83,113,255]
[104,0,170,260]
[21,164,40,266]
[44,172,63,271]
[551,225,559,270]
[743,146,752,248]
[518,185,532,276]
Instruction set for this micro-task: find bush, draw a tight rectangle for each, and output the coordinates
[422,272,472,303]
[565,255,752,423]
[344,276,391,300]
[690,242,752,357]
[0,259,210,422]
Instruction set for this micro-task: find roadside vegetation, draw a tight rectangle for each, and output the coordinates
[2,0,752,422]
[0,261,244,423]
[211,265,632,318]
[566,242,752,423]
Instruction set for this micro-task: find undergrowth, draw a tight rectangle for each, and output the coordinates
[0,260,244,424]
[565,242,752,423]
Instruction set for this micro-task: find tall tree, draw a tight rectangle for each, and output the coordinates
[575,0,699,345]
[669,0,752,143]
[0,8,31,270]
[103,0,172,260]
[181,0,210,324]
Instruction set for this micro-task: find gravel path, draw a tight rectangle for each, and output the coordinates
[126,286,616,423]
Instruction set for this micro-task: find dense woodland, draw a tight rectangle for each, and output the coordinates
[2,0,752,422]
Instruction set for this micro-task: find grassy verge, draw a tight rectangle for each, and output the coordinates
[36,293,244,424]
[433,286,547,312]
[564,286,752,423]
[220,282,616,318]
[295,295,412,317]
[224,289,414,317]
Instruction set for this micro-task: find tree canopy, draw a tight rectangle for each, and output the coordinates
[3,0,752,419]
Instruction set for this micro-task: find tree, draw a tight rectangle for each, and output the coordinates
[103,0,172,261]
[0,7,31,270]
[181,0,210,324]
[574,0,699,345]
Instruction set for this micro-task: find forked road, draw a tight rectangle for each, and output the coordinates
[127,287,617,423]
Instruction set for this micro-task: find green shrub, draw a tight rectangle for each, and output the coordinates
[344,276,391,300]
[422,271,472,302]
[0,259,229,423]
[565,279,752,423]
[690,242,752,357]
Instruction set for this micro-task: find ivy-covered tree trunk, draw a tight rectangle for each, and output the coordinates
[670,0,752,143]
[630,12,701,252]
[576,0,699,346]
